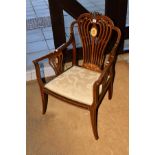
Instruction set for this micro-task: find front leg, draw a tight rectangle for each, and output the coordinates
[41,92,48,114]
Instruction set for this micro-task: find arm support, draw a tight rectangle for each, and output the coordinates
[94,56,114,87]
[33,50,64,88]
[32,32,75,87]
[93,56,115,104]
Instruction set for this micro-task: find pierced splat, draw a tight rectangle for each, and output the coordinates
[75,12,115,72]
[48,51,63,75]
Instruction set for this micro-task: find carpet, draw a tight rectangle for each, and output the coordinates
[26,61,129,155]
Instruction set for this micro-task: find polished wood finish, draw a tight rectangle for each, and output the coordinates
[33,13,121,140]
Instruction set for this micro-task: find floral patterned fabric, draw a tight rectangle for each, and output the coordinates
[45,66,101,105]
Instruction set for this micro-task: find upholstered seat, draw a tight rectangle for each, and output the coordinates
[45,66,101,105]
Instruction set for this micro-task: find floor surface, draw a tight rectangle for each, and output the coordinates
[27,61,129,155]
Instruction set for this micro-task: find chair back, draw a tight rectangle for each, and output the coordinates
[72,12,121,72]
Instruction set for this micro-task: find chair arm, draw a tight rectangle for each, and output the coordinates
[33,50,63,88]
[32,36,74,87]
[33,38,73,64]
[109,26,121,56]
[93,57,115,103]
[32,47,63,64]
[33,61,44,88]
[95,57,115,86]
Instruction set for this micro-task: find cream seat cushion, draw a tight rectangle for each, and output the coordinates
[45,66,101,105]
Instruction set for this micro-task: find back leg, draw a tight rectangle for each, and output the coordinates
[108,63,115,100]
[90,108,99,140]
[108,81,113,100]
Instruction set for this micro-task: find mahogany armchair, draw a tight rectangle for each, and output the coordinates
[33,12,121,140]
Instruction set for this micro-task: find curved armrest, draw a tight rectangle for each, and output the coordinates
[32,35,75,87]
[96,55,115,85]
[33,50,63,85]
[93,56,115,103]
[33,39,73,64]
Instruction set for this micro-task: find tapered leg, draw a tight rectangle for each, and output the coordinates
[108,63,115,100]
[108,69,115,100]
[108,81,113,100]
[90,108,99,140]
[41,92,48,114]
